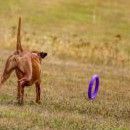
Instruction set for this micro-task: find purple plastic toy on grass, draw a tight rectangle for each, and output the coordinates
[88,74,100,99]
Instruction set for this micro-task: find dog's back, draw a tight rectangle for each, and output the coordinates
[15,51,42,86]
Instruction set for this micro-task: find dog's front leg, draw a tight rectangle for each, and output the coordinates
[17,81,20,100]
[35,82,41,104]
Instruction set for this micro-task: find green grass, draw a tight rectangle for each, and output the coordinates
[0,0,130,129]
[0,51,130,129]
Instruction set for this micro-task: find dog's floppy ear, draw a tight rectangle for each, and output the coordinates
[38,52,47,58]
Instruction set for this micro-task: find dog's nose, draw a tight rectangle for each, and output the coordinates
[44,53,47,57]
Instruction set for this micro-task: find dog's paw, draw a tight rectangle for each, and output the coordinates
[36,100,42,104]
[18,100,24,106]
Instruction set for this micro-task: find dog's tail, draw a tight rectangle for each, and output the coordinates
[16,17,23,52]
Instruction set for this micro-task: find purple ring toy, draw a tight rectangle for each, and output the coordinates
[88,74,100,99]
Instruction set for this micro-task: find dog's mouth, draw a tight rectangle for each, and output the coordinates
[44,53,47,57]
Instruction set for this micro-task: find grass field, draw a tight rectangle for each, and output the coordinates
[0,0,130,130]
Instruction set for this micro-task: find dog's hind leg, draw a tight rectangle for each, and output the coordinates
[17,80,24,105]
[17,81,20,100]
[18,84,24,105]
[0,56,17,87]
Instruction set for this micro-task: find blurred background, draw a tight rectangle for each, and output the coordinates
[0,0,130,66]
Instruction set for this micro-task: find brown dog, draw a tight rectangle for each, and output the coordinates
[0,17,47,105]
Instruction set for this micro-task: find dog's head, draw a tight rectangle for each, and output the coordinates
[31,51,47,61]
